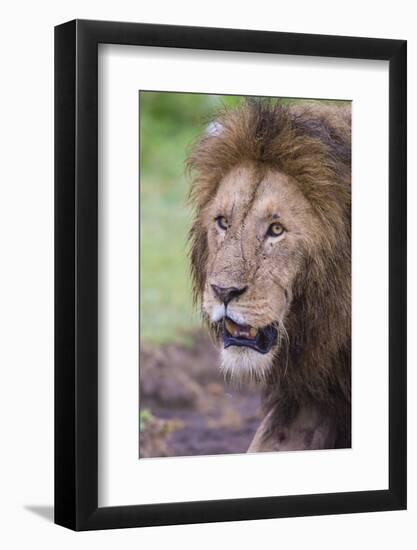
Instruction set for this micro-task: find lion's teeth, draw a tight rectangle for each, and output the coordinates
[225,319,238,336]
[225,318,258,340]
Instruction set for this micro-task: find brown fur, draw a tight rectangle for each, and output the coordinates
[187,100,351,450]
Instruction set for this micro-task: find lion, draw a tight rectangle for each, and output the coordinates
[187,99,351,452]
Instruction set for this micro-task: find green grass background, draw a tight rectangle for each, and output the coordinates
[139,92,347,344]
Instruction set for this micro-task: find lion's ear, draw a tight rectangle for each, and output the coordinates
[188,220,208,305]
[206,121,223,136]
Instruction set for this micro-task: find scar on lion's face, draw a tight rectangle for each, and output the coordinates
[200,162,322,380]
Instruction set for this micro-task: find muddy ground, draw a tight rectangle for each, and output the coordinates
[139,331,263,458]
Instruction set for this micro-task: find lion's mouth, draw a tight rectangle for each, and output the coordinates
[223,317,278,354]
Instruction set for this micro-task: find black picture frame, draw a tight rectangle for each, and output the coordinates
[55,19,407,531]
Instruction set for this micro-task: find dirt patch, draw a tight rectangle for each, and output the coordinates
[139,331,262,458]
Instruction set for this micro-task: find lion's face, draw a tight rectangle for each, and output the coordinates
[201,162,321,382]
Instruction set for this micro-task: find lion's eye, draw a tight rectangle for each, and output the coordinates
[215,216,228,230]
[267,222,285,238]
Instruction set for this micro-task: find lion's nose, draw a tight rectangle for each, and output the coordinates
[211,284,247,305]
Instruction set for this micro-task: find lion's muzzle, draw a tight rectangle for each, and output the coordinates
[223,317,278,354]
[210,284,247,305]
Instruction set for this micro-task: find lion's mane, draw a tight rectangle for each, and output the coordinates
[187,100,351,447]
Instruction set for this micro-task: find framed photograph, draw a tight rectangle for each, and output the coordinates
[55,19,406,530]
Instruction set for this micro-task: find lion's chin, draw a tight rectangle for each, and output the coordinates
[220,346,274,386]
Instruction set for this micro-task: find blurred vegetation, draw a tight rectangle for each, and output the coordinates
[140,92,347,344]
[139,408,153,432]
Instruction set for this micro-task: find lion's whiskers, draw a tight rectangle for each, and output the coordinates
[272,319,290,378]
